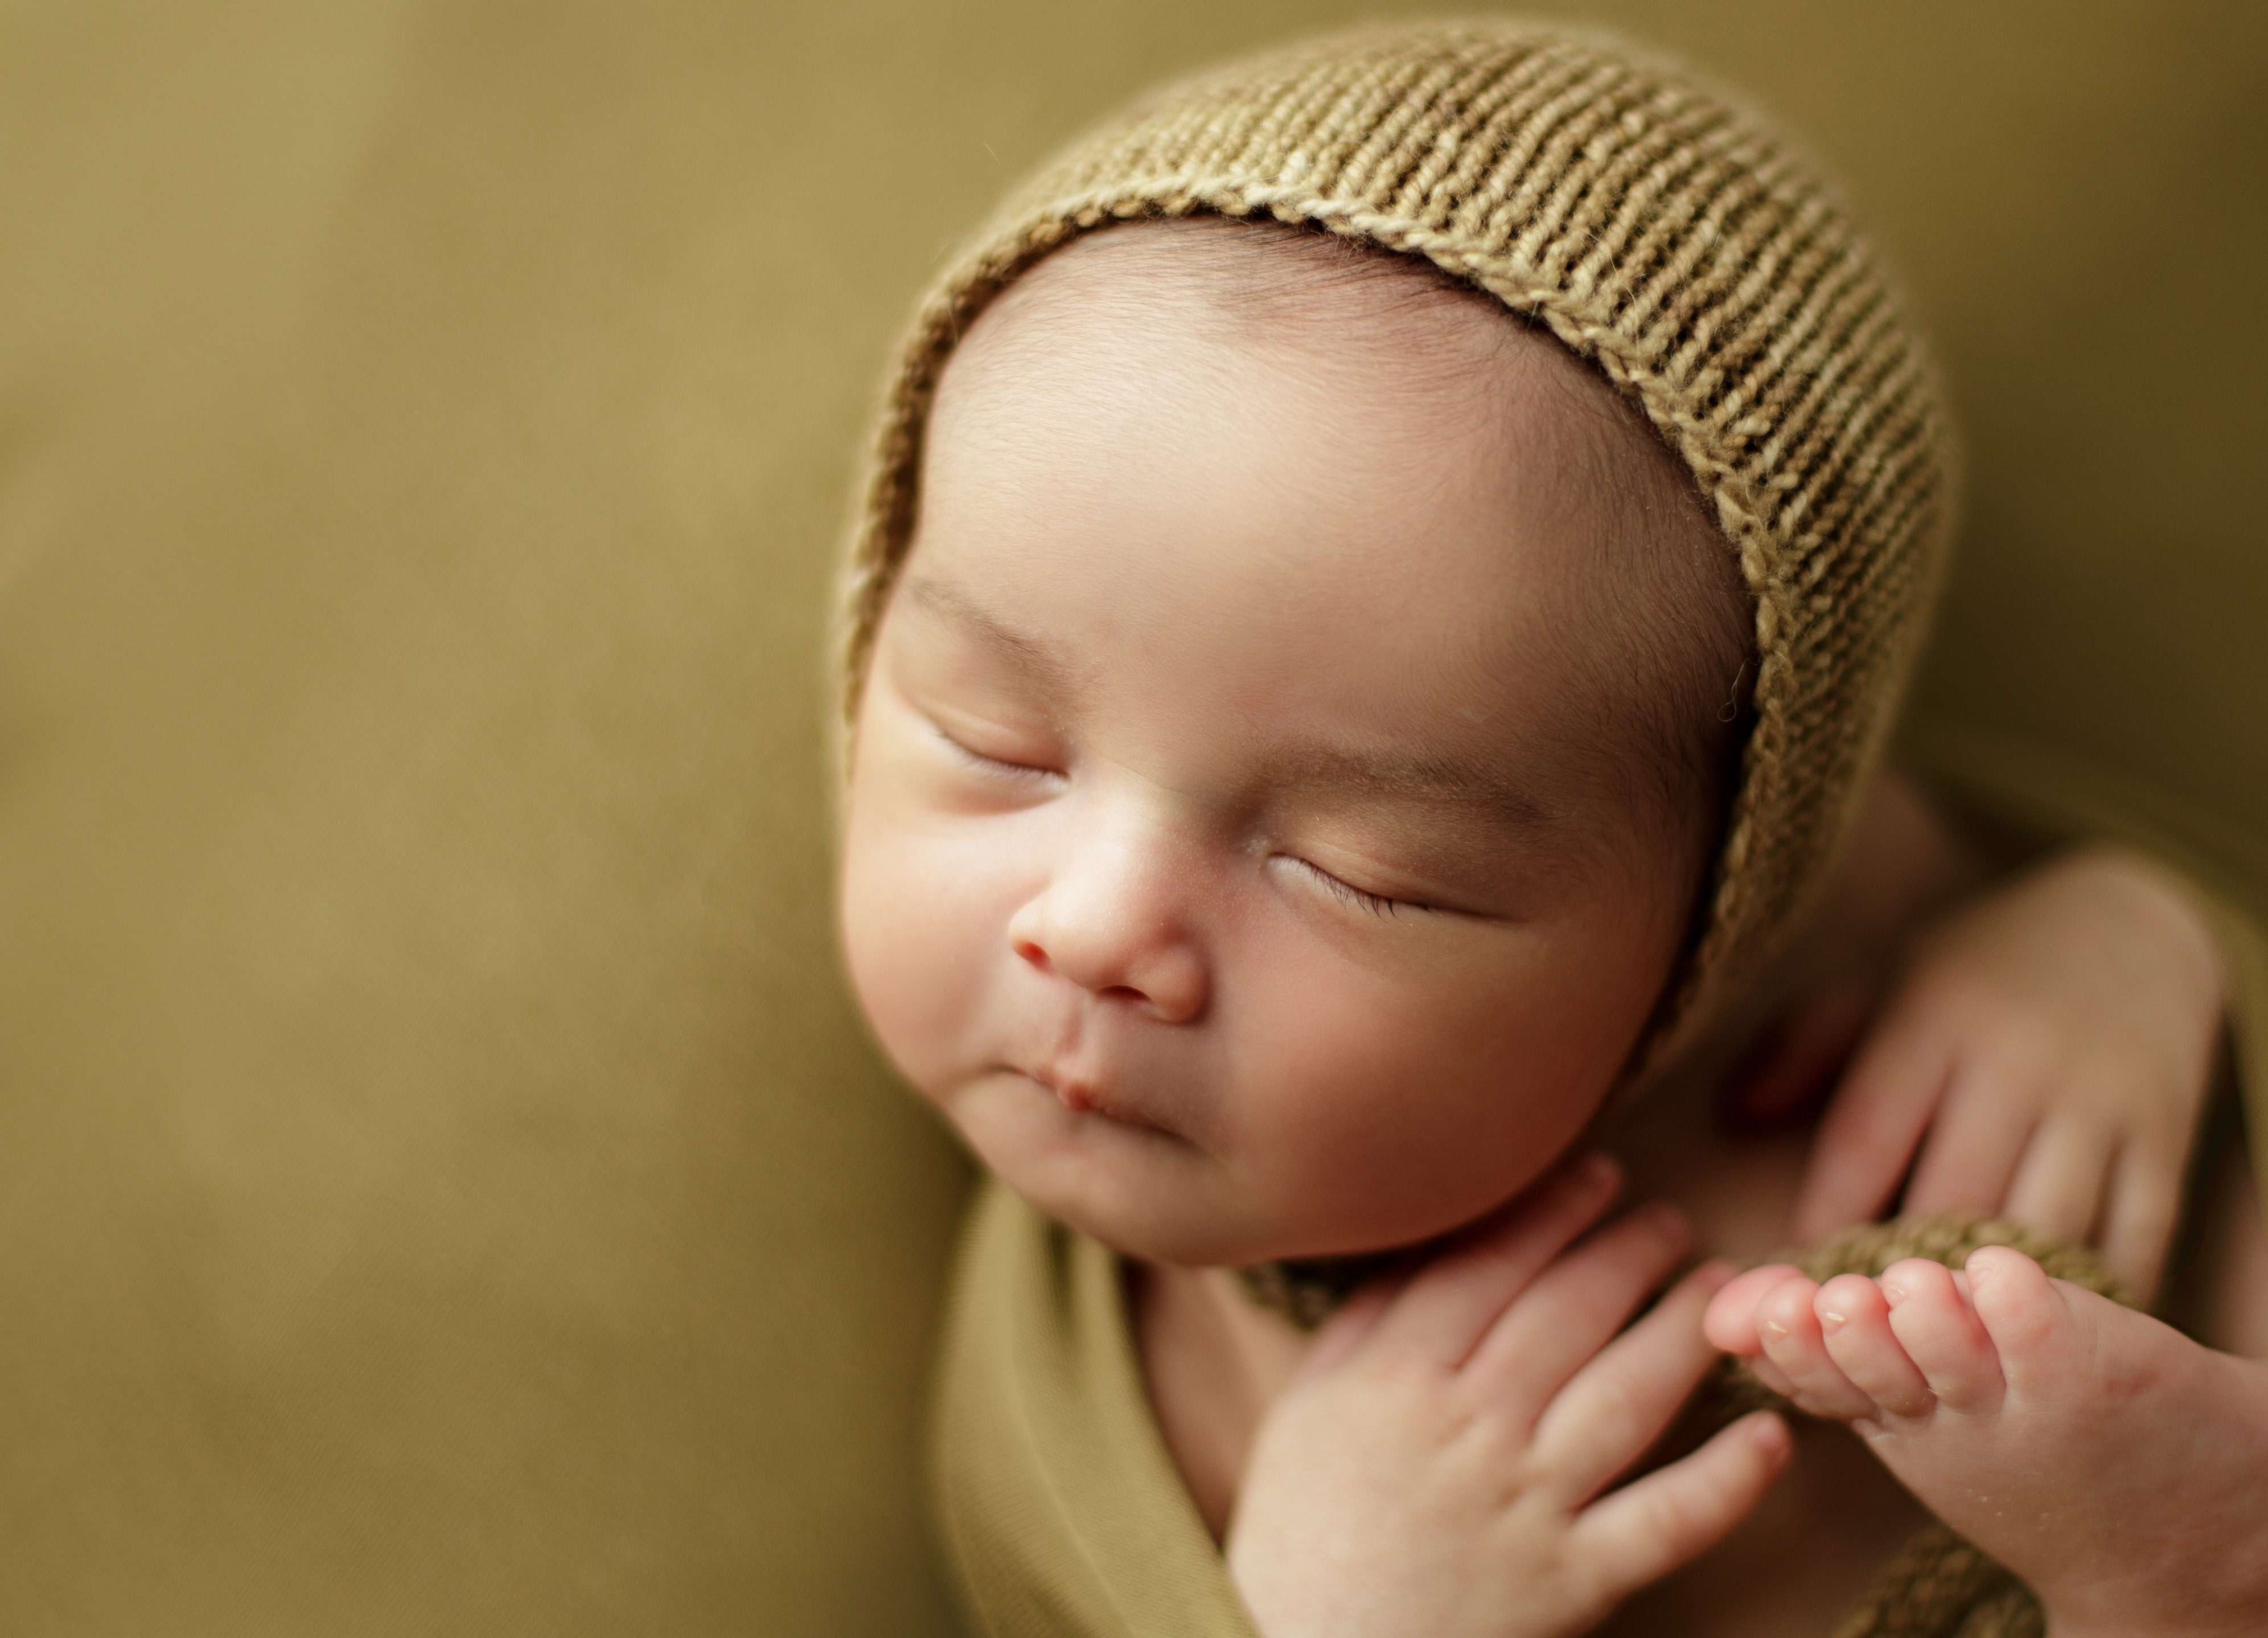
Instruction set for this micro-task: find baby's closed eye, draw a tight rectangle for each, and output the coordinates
[927,716,1063,783]
[1283,853,1437,918]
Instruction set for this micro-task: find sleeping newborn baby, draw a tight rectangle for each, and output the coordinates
[832,23,2268,1637]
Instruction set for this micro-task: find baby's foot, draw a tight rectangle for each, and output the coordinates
[1706,1247,2268,1637]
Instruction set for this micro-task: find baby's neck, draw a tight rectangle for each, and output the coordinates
[1130,1258,1309,1541]
[1129,1073,1818,1546]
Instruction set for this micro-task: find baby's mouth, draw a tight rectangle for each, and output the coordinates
[1012,1063,1159,1131]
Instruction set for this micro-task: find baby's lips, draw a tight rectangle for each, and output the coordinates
[1009,1061,1085,1109]
[1013,1060,1160,1131]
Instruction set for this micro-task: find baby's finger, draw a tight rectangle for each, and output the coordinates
[1367,1153,1621,1366]
[1537,1261,1732,1504]
[1790,1013,1954,1242]
[2098,1141,2181,1302]
[1463,1203,1688,1419]
[1571,1412,1792,1602]
[1999,1115,2113,1246]
[1900,1071,2037,1220]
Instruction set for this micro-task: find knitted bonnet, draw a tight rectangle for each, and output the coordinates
[841,18,1957,1068]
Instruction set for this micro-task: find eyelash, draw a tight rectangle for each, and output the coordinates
[932,722,1059,781]
[926,719,1432,919]
[1296,856,1429,918]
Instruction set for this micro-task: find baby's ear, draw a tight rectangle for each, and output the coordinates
[1703,1265,1805,1354]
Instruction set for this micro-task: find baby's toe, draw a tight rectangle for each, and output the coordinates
[1814,1274,1933,1421]
[1962,1246,2082,1391]
[1755,1274,1875,1421]
[1880,1257,2004,1414]
[1703,1263,1803,1356]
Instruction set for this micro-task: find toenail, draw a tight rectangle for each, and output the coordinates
[1758,1317,1788,1340]
[1819,1308,1847,1334]
[1881,1282,1907,1308]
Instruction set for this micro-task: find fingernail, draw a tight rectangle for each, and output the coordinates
[1881,1282,1907,1308]
[1818,1307,1847,1335]
[1757,1317,1788,1341]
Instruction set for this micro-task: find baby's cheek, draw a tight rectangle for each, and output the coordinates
[1230,962,1609,1250]
[838,812,988,1096]
[1226,984,1449,1227]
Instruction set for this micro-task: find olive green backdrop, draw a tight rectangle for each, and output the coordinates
[2,2,2259,1633]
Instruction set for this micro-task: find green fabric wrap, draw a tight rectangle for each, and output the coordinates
[935,1181,1261,1638]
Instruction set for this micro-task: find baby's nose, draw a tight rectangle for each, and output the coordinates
[1006,843,1207,1025]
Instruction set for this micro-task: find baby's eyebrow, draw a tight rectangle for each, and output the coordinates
[898,572,1555,838]
[1275,744,1558,838]
[898,572,1083,696]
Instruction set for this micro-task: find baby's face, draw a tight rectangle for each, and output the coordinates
[840,235,1709,1267]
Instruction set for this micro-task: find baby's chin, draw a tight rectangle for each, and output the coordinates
[964,1127,1484,1270]
[951,1109,1240,1266]
[1068,1192,1499,1272]
[931,1065,1558,1268]
[927,1072,1277,1265]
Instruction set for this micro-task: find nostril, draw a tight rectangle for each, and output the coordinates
[1013,939,1051,971]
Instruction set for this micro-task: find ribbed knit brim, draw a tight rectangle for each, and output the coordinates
[841,18,1958,1073]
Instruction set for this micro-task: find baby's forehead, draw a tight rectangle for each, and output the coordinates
[942,221,1703,542]
[936,218,1725,626]
[916,216,1752,852]
[954,219,1598,426]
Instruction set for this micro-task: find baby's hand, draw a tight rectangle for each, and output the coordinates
[1779,848,2224,1299]
[1226,1157,1790,1638]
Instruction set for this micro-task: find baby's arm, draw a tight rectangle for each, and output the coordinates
[1706,1247,2268,1636]
[1755,812,2225,1299]
[1227,1158,1789,1638]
